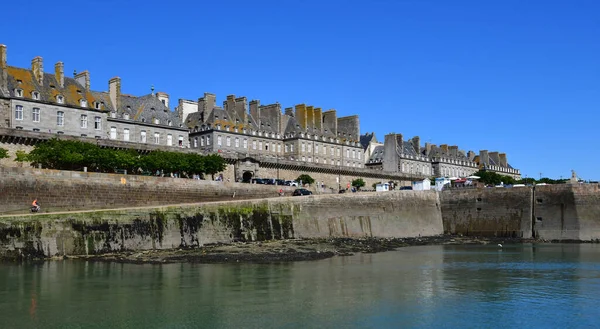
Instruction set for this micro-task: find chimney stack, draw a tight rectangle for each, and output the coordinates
[284,107,293,117]
[109,77,121,110]
[75,70,90,90]
[412,136,420,154]
[55,62,64,88]
[0,44,6,70]
[31,56,43,85]
[425,142,432,156]
[250,100,260,121]
[383,133,400,172]
[499,153,507,167]
[479,150,489,167]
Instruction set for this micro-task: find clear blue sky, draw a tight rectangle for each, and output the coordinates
[1,0,598,180]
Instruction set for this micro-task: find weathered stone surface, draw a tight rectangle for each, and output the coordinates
[0,191,443,260]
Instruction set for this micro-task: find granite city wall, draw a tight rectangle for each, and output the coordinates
[533,184,600,241]
[440,187,533,238]
[0,166,295,215]
[0,191,443,259]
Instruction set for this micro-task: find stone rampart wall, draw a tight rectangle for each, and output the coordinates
[440,187,533,237]
[0,166,294,214]
[0,191,443,259]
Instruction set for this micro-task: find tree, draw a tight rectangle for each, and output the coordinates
[0,147,8,160]
[472,170,516,186]
[352,178,365,190]
[296,174,315,186]
[203,154,227,180]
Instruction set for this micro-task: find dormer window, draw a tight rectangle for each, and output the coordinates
[168,120,172,126]
[141,118,146,123]
[110,111,116,118]
[151,107,155,111]
[15,89,23,97]
[94,102,101,110]
[32,91,40,100]
[124,113,130,120]
[154,118,160,124]
[56,95,64,104]
[80,99,88,108]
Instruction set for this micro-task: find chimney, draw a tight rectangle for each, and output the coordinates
[441,144,449,155]
[109,77,121,110]
[295,104,308,129]
[250,100,260,121]
[284,107,294,117]
[383,133,400,172]
[449,145,458,157]
[479,150,489,167]
[314,107,323,131]
[425,142,432,156]
[31,56,43,85]
[467,150,476,161]
[234,96,248,123]
[75,70,90,90]
[55,62,64,88]
[499,153,507,167]
[156,92,169,108]
[0,44,6,70]
[412,136,420,154]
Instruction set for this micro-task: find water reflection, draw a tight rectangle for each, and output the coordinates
[1,244,600,328]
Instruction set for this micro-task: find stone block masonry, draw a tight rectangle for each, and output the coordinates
[440,187,533,238]
[0,166,295,214]
[0,191,443,259]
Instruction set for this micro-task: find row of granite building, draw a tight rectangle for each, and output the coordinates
[0,45,520,180]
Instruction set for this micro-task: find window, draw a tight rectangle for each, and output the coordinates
[15,105,23,120]
[56,95,64,104]
[330,147,334,156]
[277,144,281,153]
[32,108,40,122]
[167,134,173,146]
[194,137,199,147]
[154,132,160,144]
[168,120,172,126]
[206,136,211,145]
[226,136,231,147]
[32,91,40,100]
[290,144,294,152]
[57,111,64,126]
[123,128,130,141]
[302,156,306,161]
[110,112,116,118]
[94,117,101,130]
[259,141,263,150]
[124,113,130,120]
[352,150,356,159]
[80,115,88,128]
[315,144,319,153]
[243,139,248,149]
[252,140,257,150]
[301,143,306,153]
[337,148,340,156]
[141,131,147,143]
[285,144,289,152]
[307,144,312,153]
[110,127,117,139]
[217,135,222,146]
[80,99,87,107]
[235,137,239,148]
[95,102,101,110]
[346,149,349,158]
[15,89,23,97]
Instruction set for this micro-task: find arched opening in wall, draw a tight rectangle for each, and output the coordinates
[242,171,254,183]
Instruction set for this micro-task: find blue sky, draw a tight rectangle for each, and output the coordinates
[1,0,598,180]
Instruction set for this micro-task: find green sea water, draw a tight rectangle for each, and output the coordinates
[1,243,600,329]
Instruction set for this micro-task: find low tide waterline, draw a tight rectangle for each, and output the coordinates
[1,244,600,329]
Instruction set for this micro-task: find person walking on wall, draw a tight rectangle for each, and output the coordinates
[31,199,40,212]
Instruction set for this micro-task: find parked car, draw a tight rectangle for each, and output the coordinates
[285,180,299,187]
[292,188,313,196]
[399,186,413,190]
[251,178,267,184]
[275,179,286,186]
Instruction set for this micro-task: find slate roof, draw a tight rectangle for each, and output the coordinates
[118,93,182,127]
[3,66,106,112]
[367,145,385,163]
[360,133,377,150]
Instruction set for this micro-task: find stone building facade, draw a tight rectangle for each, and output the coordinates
[183,94,363,182]
[364,132,521,180]
[0,45,187,147]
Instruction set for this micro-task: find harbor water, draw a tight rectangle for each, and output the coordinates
[1,243,599,328]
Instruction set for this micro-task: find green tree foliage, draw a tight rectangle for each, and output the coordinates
[25,138,224,178]
[352,178,366,190]
[472,170,515,186]
[516,177,536,185]
[296,174,315,186]
[0,147,8,160]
